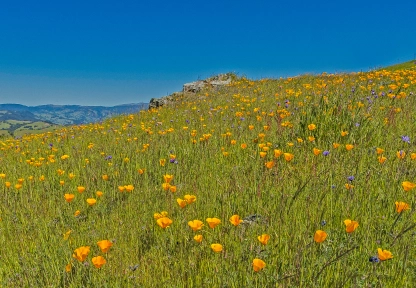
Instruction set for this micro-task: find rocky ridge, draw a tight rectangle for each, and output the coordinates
[148,73,235,109]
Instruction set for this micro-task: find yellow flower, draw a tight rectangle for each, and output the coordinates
[96,191,103,197]
[308,136,315,142]
[402,181,416,192]
[159,159,166,166]
[188,220,204,231]
[194,234,203,243]
[397,150,406,159]
[91,256,106,268]
[206,218,221,229]
[259,152,267,158]
[377,248,393,261]
[124,184,134,192]
[97,240,113,253]
[333,143,340,149]
[156,217,173,228]
[15,184,22,190]
[86,198,97,206]
[274,149,283,158]
[210,243,223,253]
[378,156,387,164]
[344,219,359,233]
[257,234,270,245]
[5,181,11,188]
[61,155,70,160]
[345,144,354,151]
[163,174,173,183]
[63,230,72,240]
[395,201,410,213]
[308,124,316,130]
[118,186,126,192]
[138,169,145,175]
[411,153,416,160]
[169,185,177,193]
[252,258,266,272]
[59,180,65,186]
[229,215,243,226]
[283,153,294,162]
[184,194,196,204]
[314,230,327,243]
[102,174,109,181]
[74,210,81,217]
[73,246,90,262]
[154,211,168,219]
[341,131,348,136]
[77,186,85,193]
[0,173,5,179]
[65,263,72,272]
[345,183,354,190]
[313,148,322,156]
[64,194,75,203]
[162,183,171,191]
[177,198,187,208]
[265,161,275,169]
[241,143,247,149]
[376,148,384,155]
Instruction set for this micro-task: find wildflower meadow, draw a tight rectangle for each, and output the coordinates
[1,61,416,287]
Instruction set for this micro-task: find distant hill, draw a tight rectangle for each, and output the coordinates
[0,103,148,137]
[0,103,148,125]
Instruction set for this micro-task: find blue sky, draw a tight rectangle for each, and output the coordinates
[1,0,415,106]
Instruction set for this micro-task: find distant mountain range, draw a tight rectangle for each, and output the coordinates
[0,103,148,137]
[0,103,148,125]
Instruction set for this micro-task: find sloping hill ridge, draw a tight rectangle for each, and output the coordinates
[0,103,148,125]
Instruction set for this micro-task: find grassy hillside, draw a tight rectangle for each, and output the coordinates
[378,59,416,71]
[0,119,60,138]
[0,63,416,286]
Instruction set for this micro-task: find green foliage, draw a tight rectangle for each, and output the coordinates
[0,64,416,287]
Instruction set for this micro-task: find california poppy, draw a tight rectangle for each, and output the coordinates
[229,215,243,226]
[86,198,96,206]
[283,153,294,162]
[377,248,393,261]
[177,198,187,208]
[184,195,196,204]
[97,240,113,253]
[64,194,75,203]
[73,246,90,262]
[156,217,173,229]
[257,234,270,245]
[194,234,203,243]
[402,181,416,192]
[206,218,221,229]
[252,258,266,272]
[92,256,106,268]
[395,201,410,213]
[188,220,204,231]
[344,219,359,233]
[211,243,223,252]
[314,230,327,243]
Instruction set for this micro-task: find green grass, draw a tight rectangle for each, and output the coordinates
[0,64,416,287]
[379,59,416,71]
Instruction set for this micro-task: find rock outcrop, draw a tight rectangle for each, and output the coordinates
[148,73,234,109]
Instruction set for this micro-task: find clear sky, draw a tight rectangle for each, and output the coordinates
[1,0,415,106]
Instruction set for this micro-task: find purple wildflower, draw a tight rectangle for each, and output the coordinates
[401,136,410,144]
